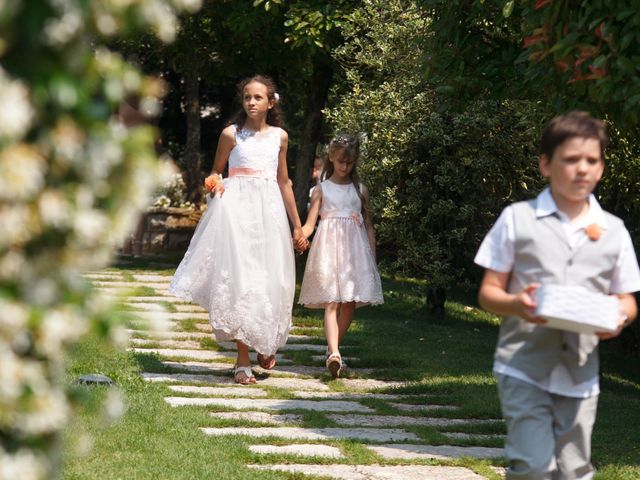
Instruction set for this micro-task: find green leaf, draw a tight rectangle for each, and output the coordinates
[592,55,607,68]
[502,0,514,18]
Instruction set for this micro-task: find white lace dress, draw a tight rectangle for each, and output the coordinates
[169,125,295,356]
[298,179,384,308]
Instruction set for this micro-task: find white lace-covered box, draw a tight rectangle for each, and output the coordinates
[534,284,620,334]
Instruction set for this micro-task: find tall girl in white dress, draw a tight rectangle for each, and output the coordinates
[298,134,383,377]
[169,75,307,384]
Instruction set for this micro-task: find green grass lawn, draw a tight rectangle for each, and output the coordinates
[63,264,640,479]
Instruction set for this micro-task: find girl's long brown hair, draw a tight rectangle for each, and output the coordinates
[321,134,369,216]
[227,74,284,130]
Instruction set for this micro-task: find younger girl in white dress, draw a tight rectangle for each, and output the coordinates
[298,134,383,377]
[169,75,306,384]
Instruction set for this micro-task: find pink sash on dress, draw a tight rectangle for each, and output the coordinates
[228,167,277,181]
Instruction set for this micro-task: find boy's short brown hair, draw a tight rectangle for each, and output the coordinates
[540,111,608,160]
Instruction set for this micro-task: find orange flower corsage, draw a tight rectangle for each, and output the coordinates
[585,223,602,241]
[204,173,221,192]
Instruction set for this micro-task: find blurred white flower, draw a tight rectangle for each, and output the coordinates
[19,389,70,435]
[174,0,202,13]
[96,12,118,36]
[141,0,177,43]
[52,117,85,165]
[153,195,171,208]
[38,189,72,228]
[70,429,94,457]
[139,96,162,118]
[109,325,129,349]
[73,209,109,246]
[37,307,86,357]
[0,70,34,140]
[103,388,126,423]
[87,136,124,179]
[0,345,25,401]
[0,144,46,201]
[0,251,27,281]
[0,447,48,480]
[32,279,59,305]
[0,299,29,337]
[43,8,83,46]
[122,69,142,92]
[0,205,36,248]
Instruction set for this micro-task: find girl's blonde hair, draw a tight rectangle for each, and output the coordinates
[321,134,368,216]
[227,74,284,130]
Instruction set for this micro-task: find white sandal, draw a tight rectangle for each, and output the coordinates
[234,365,256,385]
[326,352,342,378]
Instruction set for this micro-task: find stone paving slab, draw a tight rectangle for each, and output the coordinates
[128,311,210,321]
[130,348,291,364]
[325,414,499,428]
[121,296,189,303]
[292,391,407,401]
[84,273,123,280]
[130,338,203,349]
[337,379,407,391]
[127,329,211,340]
[248,464,487,479]
[311,355,359,362]
[286,334,316,342]
[93,281,170,290]
[444,432,505,441]
[209,412,304,425]
[390,402,459,412]
[162,360,371,378]
[174,304,208,313]
[125,302,172,311]
[367,443,504,460]
[132,274,172,282]
[219,341,328,352]
[168,385,269,397]
[249,444,344,458]
[191,323,213,332]
[143,372,235,383]
[167,397,374,412]
[201,426,418,442]
[145,371,331,390]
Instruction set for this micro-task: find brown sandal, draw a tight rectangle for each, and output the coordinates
[257,353,276,370]
[234,365,256,385]
[326,352,342,378]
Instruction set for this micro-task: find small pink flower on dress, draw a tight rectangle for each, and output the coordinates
[585,223,602,241]
[351,213,363,226]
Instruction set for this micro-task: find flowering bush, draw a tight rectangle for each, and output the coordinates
[152,172,200,210]
[0,0,200,478]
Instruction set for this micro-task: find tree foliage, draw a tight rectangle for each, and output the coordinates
[326,0,548,310]
[420,0,640,129]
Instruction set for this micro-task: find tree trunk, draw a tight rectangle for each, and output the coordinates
[183,69,203,205]
[294,53,333,221]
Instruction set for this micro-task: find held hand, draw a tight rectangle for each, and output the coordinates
[212,182,225,198]
[514,283,546,324]
[596,309,629,340]
[292,227,308,253]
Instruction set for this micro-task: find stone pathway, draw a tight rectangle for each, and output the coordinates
[89,269,506,479]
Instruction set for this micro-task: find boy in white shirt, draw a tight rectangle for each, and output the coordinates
[475,111,640,480]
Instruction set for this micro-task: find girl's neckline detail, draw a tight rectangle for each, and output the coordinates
[326,178,352,186]
[236,124,273,134]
